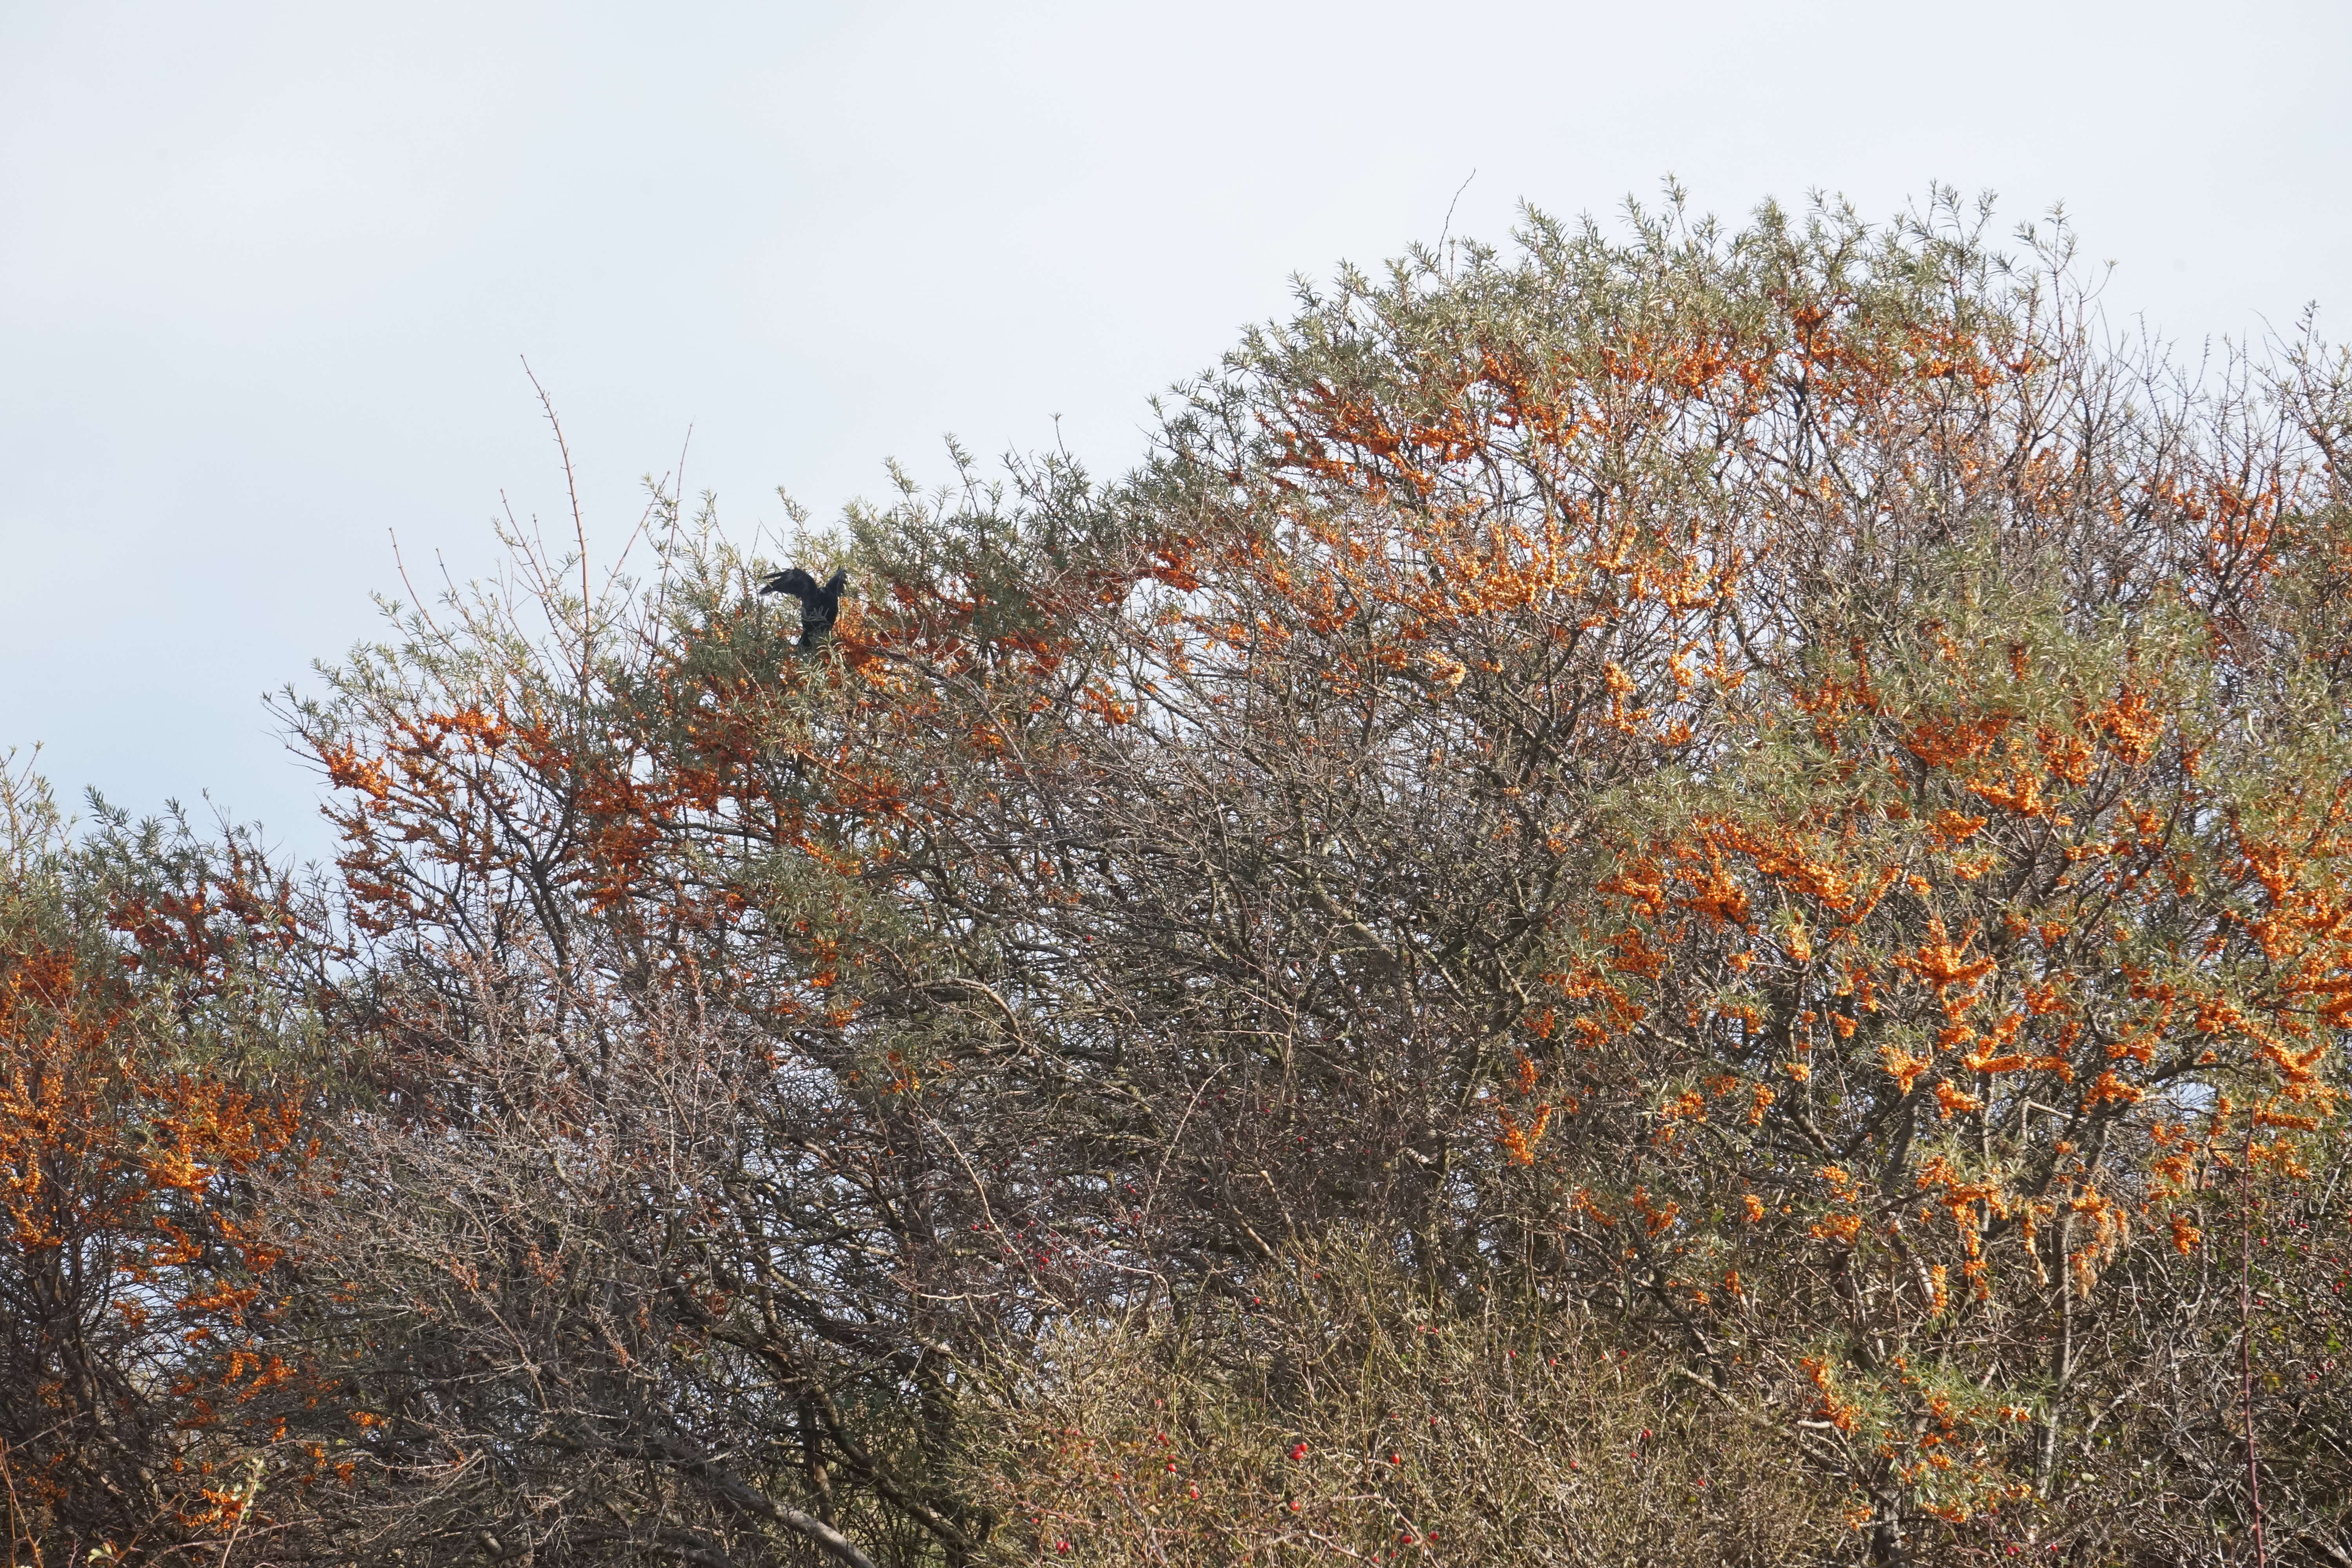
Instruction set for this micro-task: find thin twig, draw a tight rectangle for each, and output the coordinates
[521,357,594,696]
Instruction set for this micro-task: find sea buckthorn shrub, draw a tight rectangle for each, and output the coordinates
[0,760,315,1566]
[17,191,2352,1568]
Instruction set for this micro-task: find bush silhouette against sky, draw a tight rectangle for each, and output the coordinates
[1,0,2347,852]
[6,8,2352,1564]
[8,181,2352,1565]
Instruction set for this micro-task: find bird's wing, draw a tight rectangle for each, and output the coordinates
[821,568,848,598]
[761,568,822,597]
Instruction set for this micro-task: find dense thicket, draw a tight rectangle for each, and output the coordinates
[8,191,2352,1566]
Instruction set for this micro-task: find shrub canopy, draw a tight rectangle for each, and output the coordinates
[7,190,2352,1567]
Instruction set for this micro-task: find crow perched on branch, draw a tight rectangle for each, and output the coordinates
[759,567,847,648]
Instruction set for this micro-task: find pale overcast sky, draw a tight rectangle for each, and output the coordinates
[3,0,2346,860]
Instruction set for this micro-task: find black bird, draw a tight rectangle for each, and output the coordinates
[759,567,848,648]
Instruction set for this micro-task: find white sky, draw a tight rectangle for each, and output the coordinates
[4,0,2347,862]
